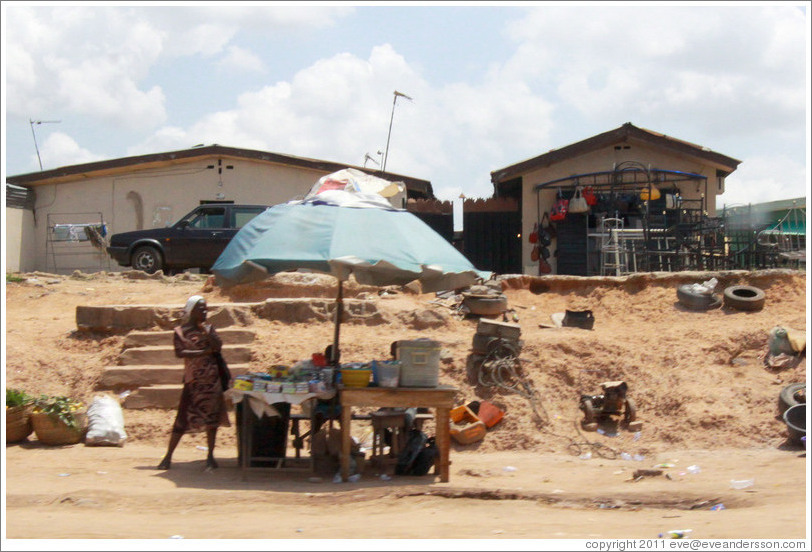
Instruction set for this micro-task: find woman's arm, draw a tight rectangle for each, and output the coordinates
[205,324,223,353]
[173,326,216,358]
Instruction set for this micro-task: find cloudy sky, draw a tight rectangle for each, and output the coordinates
[2,2,809,208]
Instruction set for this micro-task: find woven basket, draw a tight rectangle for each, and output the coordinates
[31,411,87,446]
[6,405,34,443]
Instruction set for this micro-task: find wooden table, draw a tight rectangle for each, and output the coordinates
[225,388,335,478]
[339,385,458,482]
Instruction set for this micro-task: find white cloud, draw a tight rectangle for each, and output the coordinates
[165,23,235,58]
[217,46,267,74]
[129,42,555,201]
[4,5,353,130]
[5,6,167,128]
[718,154,808,208]
[38,132,104,170]
[7,4,804,209]
[503,5,807,139]
[144,5,353,34]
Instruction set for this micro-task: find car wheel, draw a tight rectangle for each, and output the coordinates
[581,398,596,424]
[723,285,766,312]
[676,285,721,311]
[778,383,806,416]
[131,246,163,274]
[623,398,637,424]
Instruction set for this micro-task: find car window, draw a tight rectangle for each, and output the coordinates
[231,207,266,228]
[187,208,226,229]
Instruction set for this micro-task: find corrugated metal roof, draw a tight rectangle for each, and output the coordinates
[491,122,742,186]
[5,144,435,199]
[5,183,35,210]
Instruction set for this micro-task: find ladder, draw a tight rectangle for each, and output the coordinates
[600,218,628,276]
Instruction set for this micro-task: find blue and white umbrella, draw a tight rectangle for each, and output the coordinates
[212,188,488,362]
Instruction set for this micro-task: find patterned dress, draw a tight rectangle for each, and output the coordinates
[171,324,230,434]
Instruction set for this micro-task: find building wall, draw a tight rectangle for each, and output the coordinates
[24,157,336,273]
[4,207,37,273]
[518,139,725,274]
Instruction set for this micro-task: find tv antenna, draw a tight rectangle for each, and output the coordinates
[382,90,412,172]
[363,150,382,168]
[29,118,61,171]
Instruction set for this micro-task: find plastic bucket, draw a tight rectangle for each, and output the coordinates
[340,369,371,388]
[373,360,401,388]
[783,403,806,445]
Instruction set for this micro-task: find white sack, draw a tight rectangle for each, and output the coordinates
[85,395,127,447]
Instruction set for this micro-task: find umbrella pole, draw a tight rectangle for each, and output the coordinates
[331,279,343,366]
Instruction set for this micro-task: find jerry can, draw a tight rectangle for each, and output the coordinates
[476,400,505,428]
[450,420,487,445]
[449,405,487,445]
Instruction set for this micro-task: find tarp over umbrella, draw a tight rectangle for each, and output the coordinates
[211,183,488,362]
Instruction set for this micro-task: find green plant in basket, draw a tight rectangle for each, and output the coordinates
[32,395,85,429]
[6,388,34,408]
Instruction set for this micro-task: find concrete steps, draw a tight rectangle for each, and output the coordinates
[118,344,253,366]
[123,329,257,348]
[123,384,185,410]
[101,364,252,389]
[98,327,257,410]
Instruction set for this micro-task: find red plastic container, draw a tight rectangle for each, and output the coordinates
[477,401,505,428]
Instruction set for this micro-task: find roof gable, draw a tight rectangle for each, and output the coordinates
[491,122,741,184]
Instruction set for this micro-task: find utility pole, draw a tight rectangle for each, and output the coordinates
[382,91,412,173]
[29,118,61,171]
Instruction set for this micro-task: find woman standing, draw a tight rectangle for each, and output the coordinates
[158,295,229,470]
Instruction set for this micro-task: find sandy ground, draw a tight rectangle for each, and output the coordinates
[3,443,808,541]
[3,269,809,546]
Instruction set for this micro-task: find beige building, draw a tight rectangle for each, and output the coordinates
[5,145,433,274]
[491,123,742,275]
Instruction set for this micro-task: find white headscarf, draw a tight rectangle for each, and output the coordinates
[182,295,206,322]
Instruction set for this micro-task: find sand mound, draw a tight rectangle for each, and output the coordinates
[4,269,806,456]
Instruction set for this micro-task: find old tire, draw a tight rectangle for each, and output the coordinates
[581,398,596,424]
[676,285,721,311]
[778,383,806,416]
[472,333,499,355]
[131,246,163,274]
[463,295,508,316]
[783,404,806,446]
[723,285,765,312]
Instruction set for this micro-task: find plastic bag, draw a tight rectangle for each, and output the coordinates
[84,395,127,447]
[687,277,718,295]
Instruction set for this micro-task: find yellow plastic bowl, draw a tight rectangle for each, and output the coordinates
[341,369,371,388]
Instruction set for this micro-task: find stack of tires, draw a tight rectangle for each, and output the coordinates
[676,284,722,311]
[462,284,508,318]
